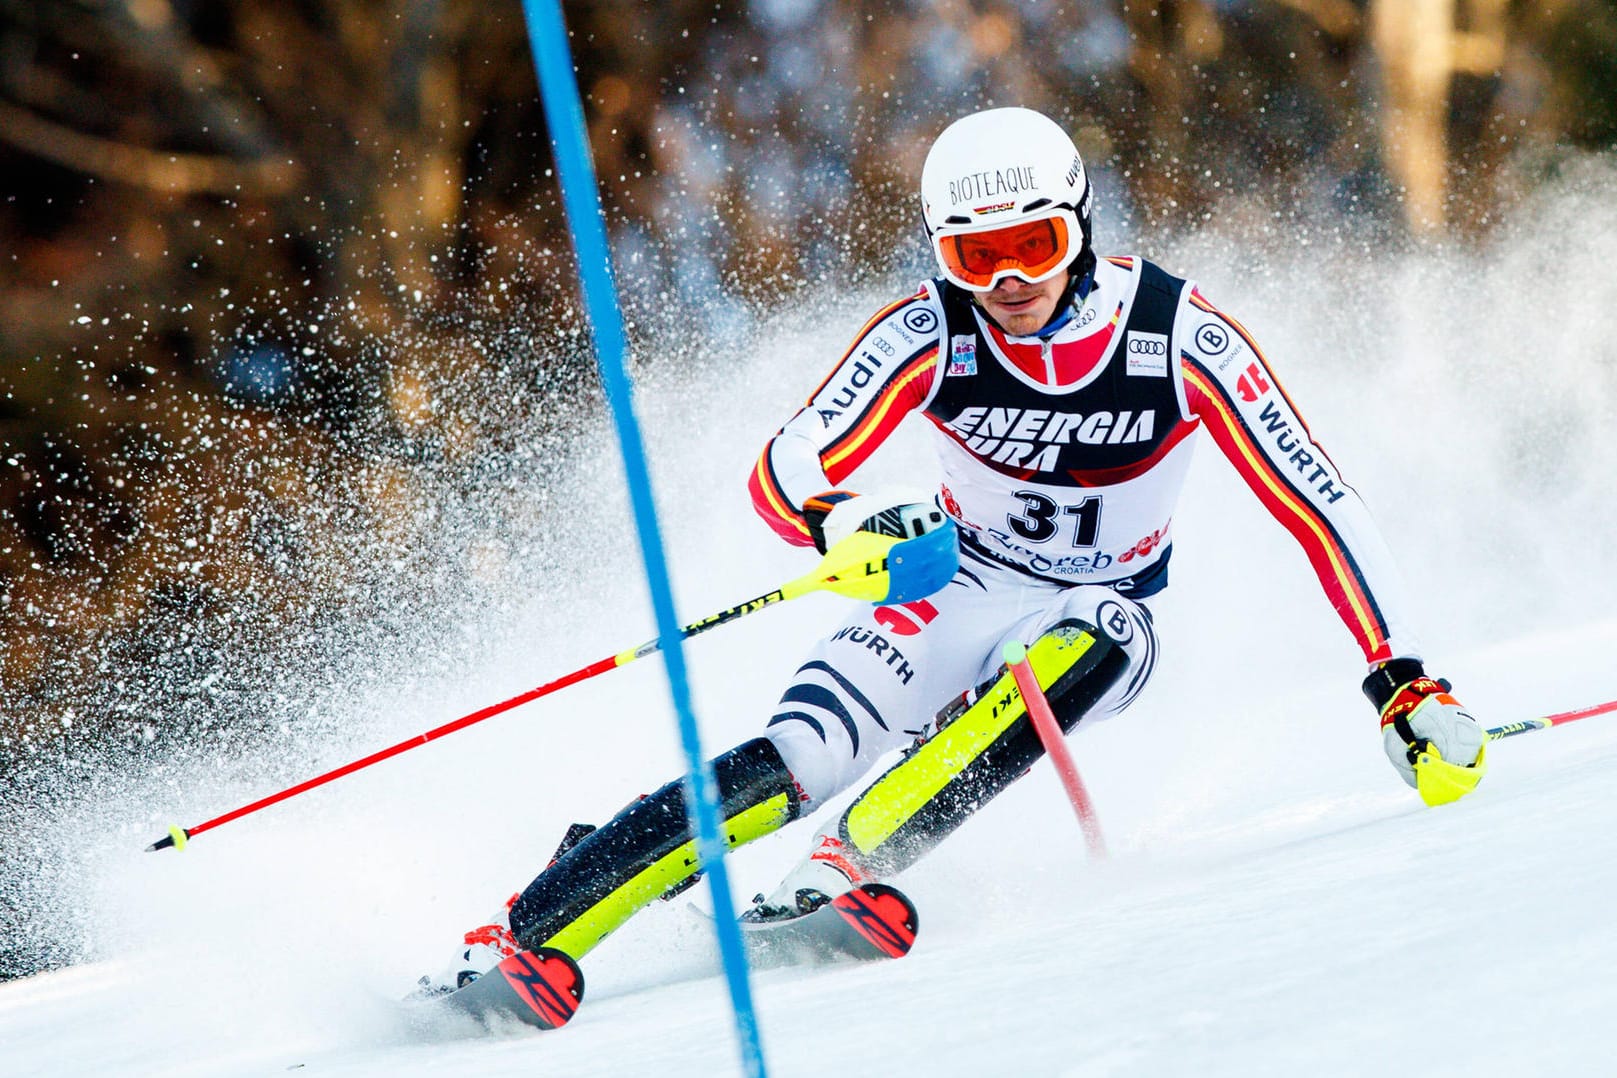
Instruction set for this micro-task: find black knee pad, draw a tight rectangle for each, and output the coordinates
[836,619,1126,876]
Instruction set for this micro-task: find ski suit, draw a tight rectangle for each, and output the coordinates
[750,255,1419,809]
[495,254,1426,962]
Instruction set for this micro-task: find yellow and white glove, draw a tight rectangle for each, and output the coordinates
[1363,658,1486,805]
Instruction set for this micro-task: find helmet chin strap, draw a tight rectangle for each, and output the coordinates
[1037,247,1098,338]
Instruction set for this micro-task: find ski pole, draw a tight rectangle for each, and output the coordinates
[146,524,956,853]
[1485,697,1617,742]
[1003,640,1107,858]
[1413,695,1616,806]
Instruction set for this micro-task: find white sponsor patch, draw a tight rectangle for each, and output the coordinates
[947,335,978,376]
[1125,332,1169,376]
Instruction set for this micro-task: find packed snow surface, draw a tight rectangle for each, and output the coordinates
[6,186,1617,1076]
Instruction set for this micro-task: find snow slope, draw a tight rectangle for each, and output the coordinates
[5,170,1617,1077]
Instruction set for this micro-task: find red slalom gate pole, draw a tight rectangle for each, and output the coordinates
[1004,641,1107,858]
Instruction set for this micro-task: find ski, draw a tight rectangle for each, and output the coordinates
[433,946,585,1030]
[738,883,919,969]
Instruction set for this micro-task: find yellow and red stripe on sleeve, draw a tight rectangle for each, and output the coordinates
[800,291,928,404]
[819,346,939,481]
[1181,355,1393,664]
[748,441,817,547]
[747,343,937,546]
[748,289,939,547]
[1187,289,1348,474]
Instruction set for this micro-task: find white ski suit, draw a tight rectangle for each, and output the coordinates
[749,255,1419,807]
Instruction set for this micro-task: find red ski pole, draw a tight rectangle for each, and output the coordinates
[1485,697,1617,741]
[1004,640,1106,858]
[145,533,908,853]
[146,653,622,852]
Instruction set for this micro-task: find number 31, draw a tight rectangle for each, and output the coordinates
[1008,491,1102,547]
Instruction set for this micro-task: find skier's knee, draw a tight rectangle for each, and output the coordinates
[766,721,842,808]
[1040,590,1156,717]
[835,618,1127,876]
[764,662,897,807]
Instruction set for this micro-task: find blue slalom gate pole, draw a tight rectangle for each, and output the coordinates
[518,2,768,1075]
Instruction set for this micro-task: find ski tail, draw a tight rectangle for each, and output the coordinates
[737,882,919,967]
[831,883,917,959]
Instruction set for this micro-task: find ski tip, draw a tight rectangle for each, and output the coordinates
[145,825,188,853]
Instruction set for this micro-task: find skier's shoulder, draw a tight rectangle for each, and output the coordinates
[1097,253,1190,299]
[848,282,945,356]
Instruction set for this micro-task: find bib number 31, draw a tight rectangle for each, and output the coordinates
[1007,491,1102,547]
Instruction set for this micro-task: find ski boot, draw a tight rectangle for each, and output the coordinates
[413,892,521,997]
[741,833,873,924]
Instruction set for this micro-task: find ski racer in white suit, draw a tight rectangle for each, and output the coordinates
[419,107,1485,992]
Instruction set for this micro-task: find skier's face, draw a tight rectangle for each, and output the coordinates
[974,270,1069,336]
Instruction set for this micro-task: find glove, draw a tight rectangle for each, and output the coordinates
[1362,658,1485,801]
[802,490,859,554]
[801,488,947,555]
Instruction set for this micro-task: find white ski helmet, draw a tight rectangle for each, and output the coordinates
[920,107,1094,293]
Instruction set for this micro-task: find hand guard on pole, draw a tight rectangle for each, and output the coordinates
[1363,658,1486,806]
[802,488,958,604]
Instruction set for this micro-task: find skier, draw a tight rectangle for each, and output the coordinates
[418,106,1485,992]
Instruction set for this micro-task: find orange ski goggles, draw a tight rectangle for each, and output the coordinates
[932,209,1079,291]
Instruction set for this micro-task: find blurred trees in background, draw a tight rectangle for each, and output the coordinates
[2,0,1614,742]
